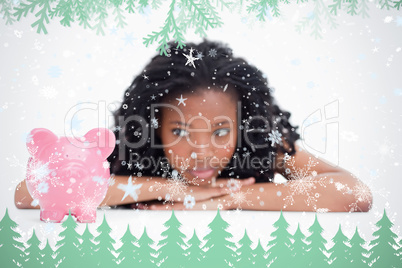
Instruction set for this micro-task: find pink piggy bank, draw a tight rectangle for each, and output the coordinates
[25,128,116,223]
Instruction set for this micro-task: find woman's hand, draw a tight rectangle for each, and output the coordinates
[132,177,255,210]
[168,177,254,202]
[175,177,255,202]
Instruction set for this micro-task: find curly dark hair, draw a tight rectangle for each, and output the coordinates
[107,39,301,183]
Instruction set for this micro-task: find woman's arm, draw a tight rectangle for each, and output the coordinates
[14,174,254,209]
[148,143,373,212]
[14,175,167,209]
[229,143,373,212]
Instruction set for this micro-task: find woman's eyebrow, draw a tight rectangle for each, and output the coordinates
[170,121,189,126]
[169,120,229,127]
[212,121,229,127]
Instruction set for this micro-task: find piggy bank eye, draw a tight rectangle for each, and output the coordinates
[65,154,69,158]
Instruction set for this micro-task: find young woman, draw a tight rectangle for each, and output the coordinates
[15,40,372,212]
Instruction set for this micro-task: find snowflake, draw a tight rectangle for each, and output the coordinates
[78,197,98,218]
[282,156,328,209]
[179,158,190,172]
[102,161,110,169]
[176,94,188,106]
[48,152,62,164]
[68,184,105,222]
[196,52,204,60]
[27,144,38,156]
[92,176,106,186]
[134,162,144,170]
[226,188,253,210]
[151,117,158,128]
[267,130,283,147]
[353,181,373,202]
[150,162,198,204]
[182,47,199,68]
[334,174,374,212]
[384,16,393,23]
[227,179,240,191]
[373,137,395,162]
[117,175,142,202]
[208,48,217,57]
[27,159,52,183]
[160,178,188,204]
[47,174,63,188]
[37,182,49,193]
[184,195,195,209]
[40,86,58,99]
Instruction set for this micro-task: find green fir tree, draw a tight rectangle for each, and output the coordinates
[24,228,42,267]
[349,226,370,267]
[79,223,97,266]
[54,210,82,268]
[136,226,158,267]
[252,238,268,267]
[327,224,351,267]
[157,210,187,268]
[186,229,205,267]
[93,213,119,267]
[0,208,26,267]
[266,210,293,267]
[290,223,309,267]
[116,224,139,268]
[41,238,57,268]
[368,209,400,267]
[202,209,237,267]
[236,229,254,267]
[305,214,329,267]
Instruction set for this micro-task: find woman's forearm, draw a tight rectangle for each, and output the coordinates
[232,172,373,212]
[99,175,166,207]
[15,175,167,209]
[14,180,40,209]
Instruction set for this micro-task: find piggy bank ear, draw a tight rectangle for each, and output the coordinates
[26,128,58,156]
[83,128,116,159]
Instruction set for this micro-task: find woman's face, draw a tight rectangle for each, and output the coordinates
[159,89,238,185]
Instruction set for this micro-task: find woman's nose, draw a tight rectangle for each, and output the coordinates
[192,143,214,160]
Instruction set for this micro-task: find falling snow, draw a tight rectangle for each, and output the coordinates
[184,195,195,209]
[182,47,199,68]
[282,155,328,209]
[267,129,283,147]
[117,175,142,202]
[151,117,159,128]
[176,94,188,106]
[150,162,198,205]
[208,48,217,57]
[226,188,253,210]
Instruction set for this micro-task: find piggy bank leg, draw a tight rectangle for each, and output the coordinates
[40,209,66,223]
[74,209,97,223]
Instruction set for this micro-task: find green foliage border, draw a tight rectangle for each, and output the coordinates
[0,207,401,267]
[0,0,401,55]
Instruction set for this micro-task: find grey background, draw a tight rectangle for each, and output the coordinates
[0,2,401,250]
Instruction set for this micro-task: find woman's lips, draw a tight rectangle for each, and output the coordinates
[188,168,216,180]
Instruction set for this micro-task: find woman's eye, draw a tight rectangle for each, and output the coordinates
[214,128,230,137]
[172,129,189,137]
